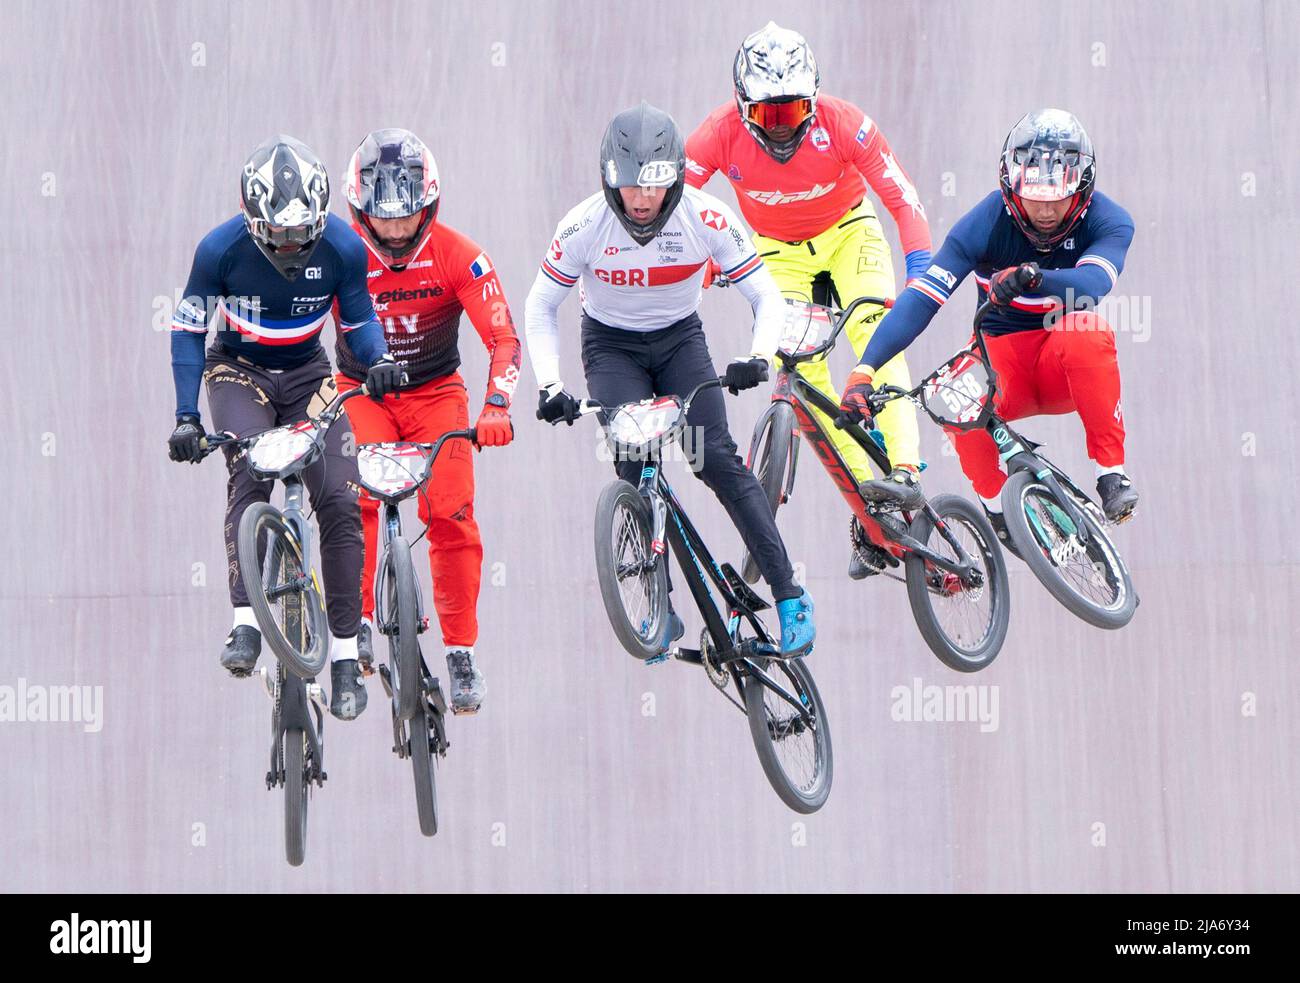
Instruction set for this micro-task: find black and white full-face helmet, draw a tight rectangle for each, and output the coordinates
[599,101,686,245]
[240,135,330,281]
[345,128,441,268]
[733,21,820,163]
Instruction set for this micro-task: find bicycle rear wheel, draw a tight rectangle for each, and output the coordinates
[379,538,421,721]
[741,402,796,584]
[1001,470,1137,629]
[237,502,329,678]
[409,705,439,836]
[283,727,308,866]
[905,494,1010,671]
[743,656,833,813]
[594,480,670,660]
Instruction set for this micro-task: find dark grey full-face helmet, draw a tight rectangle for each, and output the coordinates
[240,134,330,281]
[599,102,687,245]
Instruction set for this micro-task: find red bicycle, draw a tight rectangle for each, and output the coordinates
[740,293,1010,672]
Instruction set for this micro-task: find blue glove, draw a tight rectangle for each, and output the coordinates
[904,249,931,282]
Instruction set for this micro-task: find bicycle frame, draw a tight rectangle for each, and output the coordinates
[761,297,986,586]
[635,457,817,724]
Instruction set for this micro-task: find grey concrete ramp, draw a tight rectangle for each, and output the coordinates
[0,0,1295,891]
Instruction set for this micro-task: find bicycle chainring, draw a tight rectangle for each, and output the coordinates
[850,516,891,576]
[701,629,729,691]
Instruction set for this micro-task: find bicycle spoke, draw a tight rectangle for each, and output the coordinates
[1023,490,1125,612]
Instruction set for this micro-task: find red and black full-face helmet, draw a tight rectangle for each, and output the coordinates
[999,109,1096,252]
[345,128,440,268]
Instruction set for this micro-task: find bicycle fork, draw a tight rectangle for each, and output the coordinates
[992,423,1092,553]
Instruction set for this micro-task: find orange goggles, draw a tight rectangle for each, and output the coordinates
[745,97,814,132]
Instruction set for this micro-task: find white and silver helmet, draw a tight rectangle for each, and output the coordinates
[733,21,820,163]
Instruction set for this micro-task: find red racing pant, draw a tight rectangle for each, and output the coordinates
[338,371,482,647]
[946,311,1125,499]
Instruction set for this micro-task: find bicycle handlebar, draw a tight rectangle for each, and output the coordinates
[196,385,371,459]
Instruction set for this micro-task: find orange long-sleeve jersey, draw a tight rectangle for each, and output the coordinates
[336,220,521,402]
[685,94,931,253]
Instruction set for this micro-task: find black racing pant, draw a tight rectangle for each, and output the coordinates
[203,346,363,638]
[580,313,799,602]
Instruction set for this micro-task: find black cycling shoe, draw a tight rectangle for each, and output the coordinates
[221,625,261,677]
[1097,472,1138,523]
[357,622,374,670]
[330,659,368,721]
[983,507,1022,561]
[848,549,873,580]
[445,650,485,715]
[860,467,925,510]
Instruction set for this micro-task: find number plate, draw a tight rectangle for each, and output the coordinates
[607,396,684,452]
[246,422,318,475]
[921,349,993,427]
[357,442,431,497]
[778,300,835,356]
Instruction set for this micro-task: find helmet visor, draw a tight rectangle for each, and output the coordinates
[745,97,814,133]
[1004,147,1092,202]
[248,217,323,251]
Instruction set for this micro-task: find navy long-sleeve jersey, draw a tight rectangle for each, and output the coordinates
[859,190,1134,372]
[169,214,386,419]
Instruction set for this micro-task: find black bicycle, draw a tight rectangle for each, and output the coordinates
[199,386,366,866]
[548,378,833,813]
[868,300,1138,629]
[354,431,475,837]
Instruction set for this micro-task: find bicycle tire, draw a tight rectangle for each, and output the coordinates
[593,480,670,660]
[237,502,329,678]
[409,705,439,837]
[382,538,421,721]
[1001,470,1137,629]
[904,493,1010,672]
[283,727,308,866]
[741,401,796,584]
[743,656,833,813]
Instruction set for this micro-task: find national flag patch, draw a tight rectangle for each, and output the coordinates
[469,252,494,279]
[700,209,727,231]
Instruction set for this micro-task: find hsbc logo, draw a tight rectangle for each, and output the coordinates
[605,246,620,256]
[699,209,728,231]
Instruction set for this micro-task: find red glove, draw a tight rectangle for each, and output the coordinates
[474,401,513,448]
[988,262,1043,305]
[701,258,722,289]
[838,367,876,425]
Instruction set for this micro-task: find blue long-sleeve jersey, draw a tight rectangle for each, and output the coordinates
[859,190,1134,372]
[169,214,386,419]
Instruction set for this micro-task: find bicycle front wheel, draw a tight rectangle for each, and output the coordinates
[379,538,421,721]
[905,494,1010,671]
[237,502,329,678]
[743,656,833,813]
[1001,470,1138,629]
[741,401,796,584]
[593,480,670,660]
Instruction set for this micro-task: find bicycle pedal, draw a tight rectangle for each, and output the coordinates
[377,664,394,699]
[646,650,672,665]
[449,704,480,717]
[257,666,278,701]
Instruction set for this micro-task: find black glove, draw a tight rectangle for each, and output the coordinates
[988,262,1043,305]
[723,356,769,395]
[168,415,204,463]
[365,353,405,401]
[536,385,582,426]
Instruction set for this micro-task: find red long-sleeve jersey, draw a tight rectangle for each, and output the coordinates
[336,220,521,402]
[685,94,930,253]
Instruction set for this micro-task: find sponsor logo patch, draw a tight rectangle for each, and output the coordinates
[699,209,728,231]
[811,127,830,151]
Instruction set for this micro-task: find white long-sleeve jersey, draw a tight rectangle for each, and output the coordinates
[525,186,785,388]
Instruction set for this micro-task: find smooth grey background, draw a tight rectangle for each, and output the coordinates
[1,0,1296,892]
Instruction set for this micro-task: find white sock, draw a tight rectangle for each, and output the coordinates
[332,634,359,663]
[446,645,474,658]
[232,606,258,630]
[980,494,1002,514]
[1094,463,1127,479]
